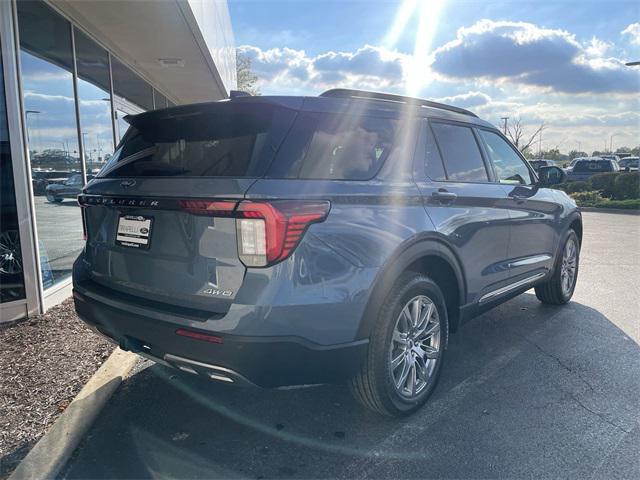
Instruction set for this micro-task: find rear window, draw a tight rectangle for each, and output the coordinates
[268,112,399,180]
[99,103,296,178]
[573,160,613,173]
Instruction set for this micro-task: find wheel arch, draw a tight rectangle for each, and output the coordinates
[357,236,467,339]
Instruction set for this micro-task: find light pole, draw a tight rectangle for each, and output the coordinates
[25,110,41,149]
[610,134,619,153]
[500,117,509,135]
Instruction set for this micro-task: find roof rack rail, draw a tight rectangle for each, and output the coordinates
[319,88,478,118]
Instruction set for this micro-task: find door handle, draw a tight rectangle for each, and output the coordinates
[431,190,457,203]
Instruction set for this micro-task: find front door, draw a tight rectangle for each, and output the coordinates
[414,120,512,304]
[476,128,561,281]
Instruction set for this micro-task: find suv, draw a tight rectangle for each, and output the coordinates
[73,89,581,416]
[566,157,619,182]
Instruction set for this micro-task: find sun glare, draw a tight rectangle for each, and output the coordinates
[385,0,446,97]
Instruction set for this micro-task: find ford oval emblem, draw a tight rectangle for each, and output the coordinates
[120,179,136,188]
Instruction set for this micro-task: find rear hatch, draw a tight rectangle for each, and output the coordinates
[79,100,298,314]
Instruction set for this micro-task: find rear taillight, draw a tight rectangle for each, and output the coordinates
[236,200,330,267]
[178,200,237,216]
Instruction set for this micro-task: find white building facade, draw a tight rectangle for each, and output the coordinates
[0,0,236,322]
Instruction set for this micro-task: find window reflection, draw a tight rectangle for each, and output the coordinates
[1,42,27,303]
[75,28,114,174]
[112,57,153,111]
[18,0,84,289]
[154,89,168,109]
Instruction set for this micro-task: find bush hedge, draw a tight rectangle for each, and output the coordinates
[614,173,640,200]
[589,173,619,198]
[559,172,639,201]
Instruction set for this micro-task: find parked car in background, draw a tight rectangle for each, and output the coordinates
[565,157,583,173]
[45,173,91,202]
[618,157,639,172]
[32,170,76,195]
[600,154,620,163]
[615,152,632,160]
[73,89,582,416]
[566,158,619,182]
[529,159,556,172]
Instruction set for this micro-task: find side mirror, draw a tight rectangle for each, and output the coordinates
[538,166,566,186]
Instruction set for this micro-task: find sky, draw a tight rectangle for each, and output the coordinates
[229,0,640,155]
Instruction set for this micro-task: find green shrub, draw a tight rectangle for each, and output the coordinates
[600,199,640,210]
[557,181,590,194]
[613,173,640,200]
[589,173,618,197]
[570,191,601,206]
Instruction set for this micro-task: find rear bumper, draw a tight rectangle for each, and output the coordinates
[73,288,368,388]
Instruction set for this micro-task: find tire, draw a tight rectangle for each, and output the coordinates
[349,272,448,417]
[535,229,580,305]
[46,193,62,203]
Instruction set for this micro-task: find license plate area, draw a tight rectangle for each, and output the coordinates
[116,215,153,249]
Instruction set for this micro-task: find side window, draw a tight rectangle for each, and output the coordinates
[479,130,533,185]
[430,123,489,182]
[269,113,399,180]
[423,123,447,181]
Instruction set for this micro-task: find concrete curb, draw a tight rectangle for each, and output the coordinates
[9,348,138,480]
[580,207,640,215]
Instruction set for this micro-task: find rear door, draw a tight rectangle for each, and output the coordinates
[476,128,561,281]
[79,101,298,313]
[414,120,512,304]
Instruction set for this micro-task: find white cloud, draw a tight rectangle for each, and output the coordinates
[238,44,409,94]
[622,23,640,45]
[431,20,639,94]
[435,91,491,108]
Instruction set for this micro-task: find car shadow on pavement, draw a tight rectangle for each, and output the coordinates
[61,293,640,480]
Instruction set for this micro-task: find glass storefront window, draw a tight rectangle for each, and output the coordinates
[1,42,27,303]
[154,89,168,109]
[74,28,114,175]
[18,0,84,289]
[112,57,153,111]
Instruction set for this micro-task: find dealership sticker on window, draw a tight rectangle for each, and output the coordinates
[116,215,153,249]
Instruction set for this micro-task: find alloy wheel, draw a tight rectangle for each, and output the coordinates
[561,237,578,296]
[389,295,441,399]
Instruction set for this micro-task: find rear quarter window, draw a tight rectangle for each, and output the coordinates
[268,112,399,180]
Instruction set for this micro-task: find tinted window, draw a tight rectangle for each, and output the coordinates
[111,57,153,111]
[74,28,115,173]
[430,123,488,182]
[154,90,168,109]
[424,124,446,181]
[270,113,398,180]
[574,160,614,173]
[101,103,296,178]
[479,130,532,185]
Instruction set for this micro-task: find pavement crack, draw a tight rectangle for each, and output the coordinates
[566,391,631,434]
[525,338,595,393]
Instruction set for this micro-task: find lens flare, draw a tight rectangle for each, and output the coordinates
[407,0,446,96]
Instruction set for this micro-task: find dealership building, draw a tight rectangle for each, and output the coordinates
[1,0,236,322]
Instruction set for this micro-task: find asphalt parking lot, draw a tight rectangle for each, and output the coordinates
[62,211,639,479]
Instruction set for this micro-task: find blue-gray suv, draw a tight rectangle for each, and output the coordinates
[73,89,581,416]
